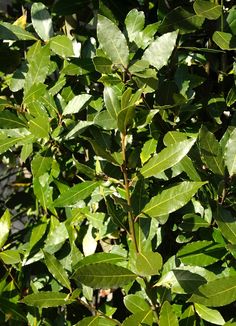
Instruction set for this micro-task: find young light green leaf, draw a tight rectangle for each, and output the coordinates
[199,126,225,175]
[29,218,48,251]
[31,2,53,41]
[50,35,74,57]
[179,305,196,326]
[189,276,236,307]
[0,137,24,155]
[74,263,136,289]
[122,309,153,326]
[31,153,52,178]
[159,301,178,326]
[43,251,71,290]
[125,9,145,42]
[74,252,125,271]
[140,181,206,219]
[0,209,11,248]
[177,241,226,267]
[0,21,36,40]
[97,15,129,67]
[124,294,150,314]
[135,251,162,276]
[28,115,50,139]
[194,303,225,325]
[0,250,21,264]
[193,0,222,20]
[53,181,100,207]
[213,31,236,50]
[224,128,236,176]
[63,94,92,115]
[22,292,74,307]
[140,138,157,165]
[140,138,196,178]
[76,316,118,326]
[142,31,178,70]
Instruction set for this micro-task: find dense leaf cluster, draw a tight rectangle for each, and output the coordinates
[1,0,236,325]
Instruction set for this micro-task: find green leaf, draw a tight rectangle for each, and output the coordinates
[0,21,36,40]
[0,250,21,264]
[10,62,28,92]
[94,110,117,130]
[124,294,150,314]
[226,85,236,107]
[74,253,125,270]
[0,297,27,321]
[0,136,24,155]
[189,275,236,307]
[140,181,206,219]
[43,251,71,291]
[28,115,50,139]
[142,31,178,70]
[62,58,94,75]
[31,2,53,41]
[24,44,50,92]
[31,153,52,178]
[139,138,196,178]
[125,9,145,42]
[140,138,157,165]
[179,305,196,326]
[122,309,153,326]
[213,31,236,50]
[97,15,129,67]
[227,7,236,35]
[53,181,100,207]
[63,94,92,115]
[104,86,121,121]
[159,7,204,34]
[50,35,74,57]
[117,105,135,133]
[224,128,236,176]
[135,251,162,276]
[180,214,209,232]
[193,0,222,20]
[199,126,225,175]
[177,241,226,267]
[76,316,118,326]
[74,263,136,289]
[93,56,113,74]
[194,303,225,325]
[29,218,48,251]
[22,292,74,307]
[215,207,236,245]
[43,222,68,255]
[159,301,178,326]
[0,209,11,248]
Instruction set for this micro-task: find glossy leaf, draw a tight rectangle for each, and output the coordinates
[53,181,100,207]
[135,251,162,276]
[215,207,236,245]
[213,31,236,50]
[31,2,53,41]
[194,303,225,325]
[0,21,36,40]
[0,250,21,264]
[43,251,71,290]
[224,128,236,176]
[74,252,125,270]
[122,309,153,326]
[199,126,225,175]
[0,111,26,129]
[142,31,178,70]
[104,86,121,121]
[124,294,150,314]
[189,276,236,307]
[50,35,74,57]
[22,292,74,307]
[93,56,113,74]
[159,301,178,326]
[63,94,92,115]
[0,137,24,155]
[28,115,50,138]
[97,15,129,67]
[125,9,145,42]
[177,241,226,266]
[140,182,206,219]
[139,138,196,178]
[0,209,11,249]
[76,316,118,325]
[74,263,136,289]
[140,138,157,165]
[193,0,222,20]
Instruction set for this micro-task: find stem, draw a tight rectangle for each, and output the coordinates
[121,133,139,253]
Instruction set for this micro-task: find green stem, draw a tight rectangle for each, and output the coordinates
[121,133,139,253]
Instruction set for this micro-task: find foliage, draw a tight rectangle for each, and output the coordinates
[1,0,236,325]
